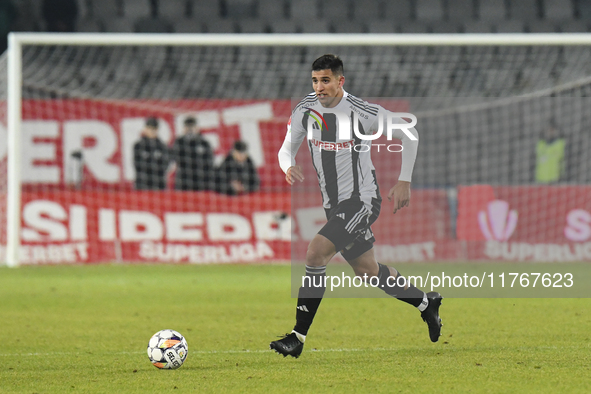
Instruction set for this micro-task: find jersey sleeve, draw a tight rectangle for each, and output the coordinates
[373,107,420,183]
[277,109,307,174]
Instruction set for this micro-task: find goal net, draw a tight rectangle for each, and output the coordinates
[3,34,591,274]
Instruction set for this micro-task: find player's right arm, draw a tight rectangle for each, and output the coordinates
[278,112,307,185]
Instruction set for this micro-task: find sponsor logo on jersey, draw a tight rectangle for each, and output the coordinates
[309,138,355,151]
[304,107,329,131]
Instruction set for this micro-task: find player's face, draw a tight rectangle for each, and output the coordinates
[312,69,344,108]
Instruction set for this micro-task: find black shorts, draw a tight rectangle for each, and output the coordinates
[318,198,381,261]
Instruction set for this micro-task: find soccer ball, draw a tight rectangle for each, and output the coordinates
[147,329,188,369]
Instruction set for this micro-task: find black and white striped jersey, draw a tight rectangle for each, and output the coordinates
[278,90,419,210]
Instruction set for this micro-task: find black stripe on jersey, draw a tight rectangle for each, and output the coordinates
[305,109,326,205]
[293,94,318,114]
[348,100,379,117]
[347,95,379,114]
[308,139,325,206]
[351,112,362,199]
[294,97,316,112]
[370,196,382,222]
[346,96,378,116]
[347,99,379,118]
[322,113,339,208]
[371,170,382,205]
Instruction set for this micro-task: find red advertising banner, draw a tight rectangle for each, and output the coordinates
[3,191,291,264]
[1,186,590,264]
[457,185,591,261]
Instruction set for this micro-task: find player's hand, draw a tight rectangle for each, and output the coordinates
[286,165,304,185]
[387,181,411,214]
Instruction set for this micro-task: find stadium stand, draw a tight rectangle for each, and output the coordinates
[542,0,574,21]
[321,0,352,21]
[477,0,507,21]
[509,0,540,21]
[257,0,287,23]
[288,0,319,23]
[122,0,151,19]
[9,0,591,36]
[383,0,414,22]
[447,0,476,22]
[463,20,494,32]
[415,0,445,22]
[223,0,257,19]
[350,0,381,22]
[159,0,189,19]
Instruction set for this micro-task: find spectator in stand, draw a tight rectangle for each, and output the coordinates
[134,0,172,33]
[42,0,78,32]
[0,0,15,53]
[216,140,259,195]
[133,117,170,190]
[171,116,215,191]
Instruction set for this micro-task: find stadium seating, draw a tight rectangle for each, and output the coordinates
[447,0,476,22]
[12,0,591,37]
[542,0,574,21]
[122,0,152,19]
[13,0,591,107]
[351,0,381,22]
[509,0,540,20]
[257,0,287,22]
[477,0,507,21]
[158,0,189,19]
[321,0,352,21]
[382,0,414,22]
[190,0,222,20]
[89,0,122,19]
[415,0,445,22]
[288,0,320,22]
[224,0,257,18]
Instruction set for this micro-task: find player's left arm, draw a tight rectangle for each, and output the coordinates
[384,113,419,214]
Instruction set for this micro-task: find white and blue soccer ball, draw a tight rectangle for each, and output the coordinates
[147,329,188,369]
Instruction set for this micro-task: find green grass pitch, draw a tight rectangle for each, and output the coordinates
[0,264,589,393]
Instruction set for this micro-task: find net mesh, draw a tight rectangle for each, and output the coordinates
[4,40,591,265]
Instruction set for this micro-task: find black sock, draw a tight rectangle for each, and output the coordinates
[378,263,427,309]
[293,265,326,336]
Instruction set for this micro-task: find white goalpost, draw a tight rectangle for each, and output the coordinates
[5,32,591,267]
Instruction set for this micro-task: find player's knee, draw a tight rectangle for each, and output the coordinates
[306,247,330,267]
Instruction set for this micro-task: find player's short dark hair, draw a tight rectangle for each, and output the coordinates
[312,54,344,76]
[184,116,197,126]
[233,140,248,152]
[145,117,159,128]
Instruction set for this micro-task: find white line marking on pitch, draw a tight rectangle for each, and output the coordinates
[3,345,587,358]
[1,348,401,357]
